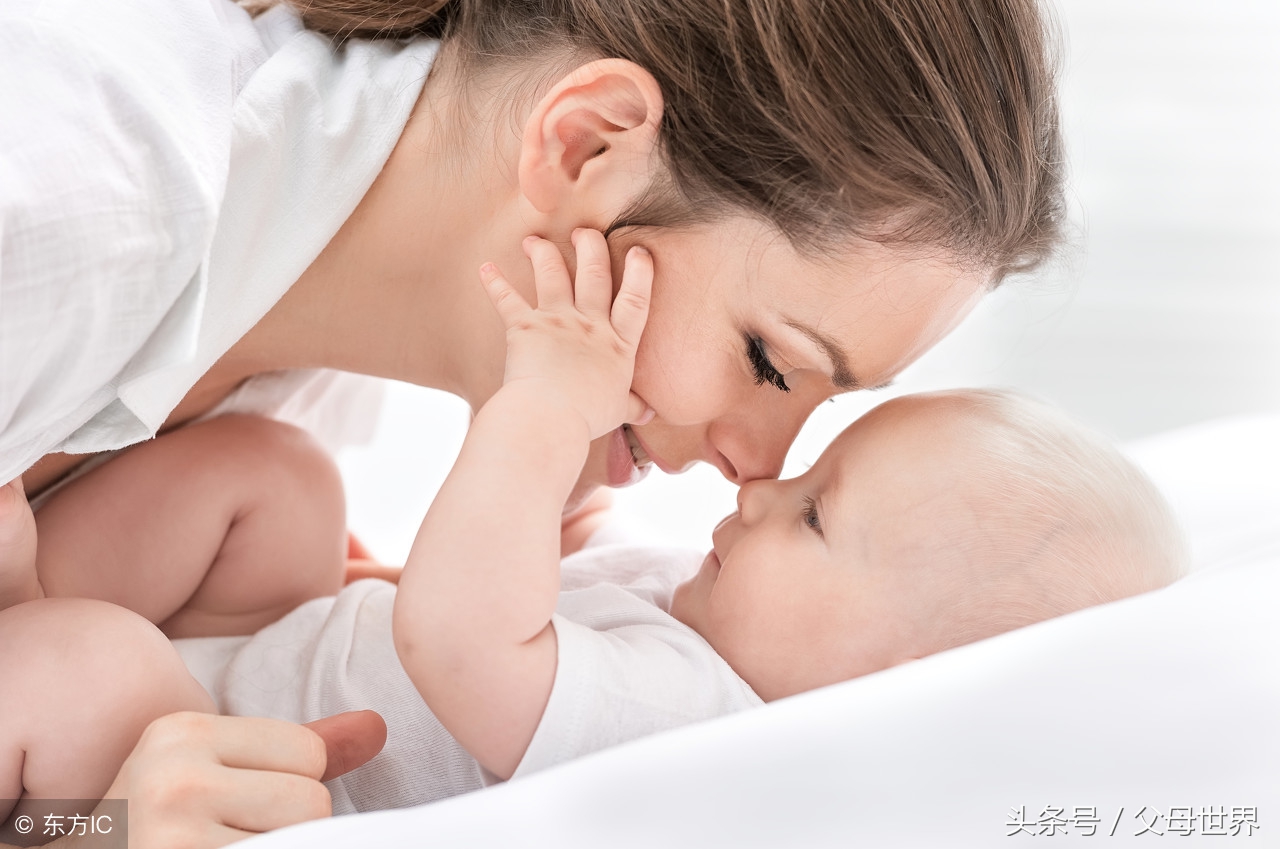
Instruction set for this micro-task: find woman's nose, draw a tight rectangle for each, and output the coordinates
[707,403,808,485]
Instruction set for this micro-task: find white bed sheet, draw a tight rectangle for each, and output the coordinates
[243,413,1280,848]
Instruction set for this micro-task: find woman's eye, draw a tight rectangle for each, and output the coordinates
[746,335,790,393]
[801,496,823,538]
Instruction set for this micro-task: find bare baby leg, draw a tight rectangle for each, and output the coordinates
[31,415,347,638]
[0,478,39,611]
[0,598,215,836]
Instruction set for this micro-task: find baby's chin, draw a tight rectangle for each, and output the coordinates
[667,557,713,634]
[667,578,693,626]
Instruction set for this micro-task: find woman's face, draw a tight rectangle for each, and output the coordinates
[564,216,989,512]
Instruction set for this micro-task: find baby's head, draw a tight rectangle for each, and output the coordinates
[671,389,1187,701]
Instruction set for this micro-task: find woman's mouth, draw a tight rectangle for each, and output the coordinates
[624,424,652,467]
[606,424,653,487]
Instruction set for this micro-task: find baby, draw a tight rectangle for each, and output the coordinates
[0,412,348,638]
[0,237,1186,833]
[0,413,351,840]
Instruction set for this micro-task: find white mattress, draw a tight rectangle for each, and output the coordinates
[242,413,1280,848]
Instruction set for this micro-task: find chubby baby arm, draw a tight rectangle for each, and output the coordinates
[393,231,651,780]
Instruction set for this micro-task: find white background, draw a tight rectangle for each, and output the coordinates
[339,0,1280,563]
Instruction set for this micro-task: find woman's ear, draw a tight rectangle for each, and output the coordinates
[518,59,664,226]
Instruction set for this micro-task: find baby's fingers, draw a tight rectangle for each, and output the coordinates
[626,392,655,426]
[571,228,614,315]
[479,262,532,327]
[611,246,652,348]
[524,236,574,308]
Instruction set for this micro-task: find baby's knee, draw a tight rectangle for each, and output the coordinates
[172,417,347,625]
[0,598,212,713]
[0,599,213,799]
[212,416,346,521]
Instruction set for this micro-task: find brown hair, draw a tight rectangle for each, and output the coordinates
[265,0,1065,281]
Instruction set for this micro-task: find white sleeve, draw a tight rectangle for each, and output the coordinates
[512,590,762,779]
[0,0,236,481]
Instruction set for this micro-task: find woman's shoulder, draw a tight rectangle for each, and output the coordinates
[1,0,240,107]
[1,0,240,198]
[0,0,243,280]
[0,0,249,481]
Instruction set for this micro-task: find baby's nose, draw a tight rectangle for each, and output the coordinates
[736,478,774,523]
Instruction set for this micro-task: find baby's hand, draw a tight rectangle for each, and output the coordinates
[0,476,40,610]
[480,229,652,439]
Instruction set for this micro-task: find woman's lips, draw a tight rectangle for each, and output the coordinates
[627,425,681,475]
[624,424,651,468]
[606,425,653,488]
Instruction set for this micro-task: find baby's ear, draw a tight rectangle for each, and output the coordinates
[517,59,664,226]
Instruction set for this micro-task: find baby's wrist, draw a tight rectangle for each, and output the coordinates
[485,381,593,444]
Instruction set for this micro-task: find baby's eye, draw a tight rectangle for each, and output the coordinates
[745,335,790,393]
[801,496,823,538]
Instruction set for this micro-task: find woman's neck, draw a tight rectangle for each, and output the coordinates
[222,51,521,414]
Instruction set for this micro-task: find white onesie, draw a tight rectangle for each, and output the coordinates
[176,544,762,814]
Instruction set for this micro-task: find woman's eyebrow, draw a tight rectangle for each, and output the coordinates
[784,319,861,390]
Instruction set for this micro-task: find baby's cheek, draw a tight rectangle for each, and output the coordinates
[704,582,760,643]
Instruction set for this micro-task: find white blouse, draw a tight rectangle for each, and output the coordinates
[0,0,437,482]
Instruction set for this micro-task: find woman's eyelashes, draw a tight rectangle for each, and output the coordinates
[801,495,824,538]
[746,335,790,392]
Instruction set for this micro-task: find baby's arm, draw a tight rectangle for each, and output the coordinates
[393,230,651,780]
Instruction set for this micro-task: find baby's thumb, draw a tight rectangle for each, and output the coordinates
[626,393,654,426]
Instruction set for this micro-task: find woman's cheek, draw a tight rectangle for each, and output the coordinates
[632,334,739,426]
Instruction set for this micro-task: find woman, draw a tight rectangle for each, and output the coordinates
[0,0,1064,842]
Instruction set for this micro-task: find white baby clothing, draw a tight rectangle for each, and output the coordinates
[0,0,437,482]
[176,544,762,814]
